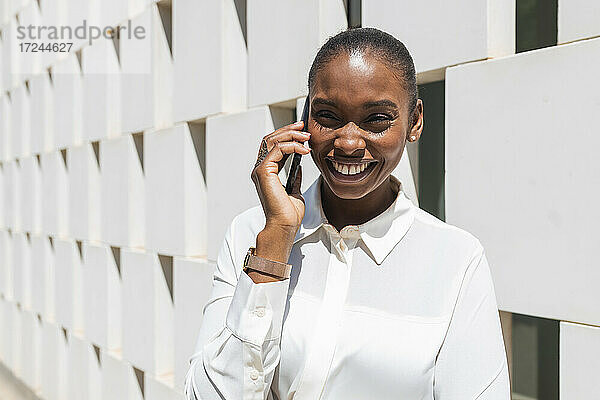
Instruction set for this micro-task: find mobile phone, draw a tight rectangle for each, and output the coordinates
[285,96,309,194]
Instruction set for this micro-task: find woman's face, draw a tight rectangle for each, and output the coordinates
[308,50,423,199]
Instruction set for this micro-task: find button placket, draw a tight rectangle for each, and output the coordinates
[294,226,359,398]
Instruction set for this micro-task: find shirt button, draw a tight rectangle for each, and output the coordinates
[254,308,265,318]
[250,370,259,380]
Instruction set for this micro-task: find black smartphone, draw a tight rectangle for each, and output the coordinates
[285,96,310,194]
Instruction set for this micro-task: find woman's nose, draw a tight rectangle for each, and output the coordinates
[333,122,366,156]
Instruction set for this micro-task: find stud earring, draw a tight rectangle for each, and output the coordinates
[410,135,416,141]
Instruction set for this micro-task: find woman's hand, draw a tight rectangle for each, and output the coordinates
[250,120,311,281]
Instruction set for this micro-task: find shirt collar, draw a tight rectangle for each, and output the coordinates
[293,175,415,265]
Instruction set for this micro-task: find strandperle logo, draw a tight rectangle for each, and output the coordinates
[16,19,147,46]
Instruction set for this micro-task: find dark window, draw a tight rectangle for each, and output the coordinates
[516,0,558,53]
[417,80,445,221]
[511,313,559,400]
[345,0,361,29]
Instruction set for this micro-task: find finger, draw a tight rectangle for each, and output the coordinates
[265,130,310,150]
[264,121,304,141]
[279,120,304,131]
[260,142,311,172]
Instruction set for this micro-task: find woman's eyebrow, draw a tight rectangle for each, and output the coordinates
[311,98,398,110]
[363,99,398,109]
[312,97,337,107]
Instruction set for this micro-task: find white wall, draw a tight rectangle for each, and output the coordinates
[445,38,600,327]
[560,322,600,398]
[558,0,600,44]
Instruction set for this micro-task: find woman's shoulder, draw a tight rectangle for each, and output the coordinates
[410,206,484,255]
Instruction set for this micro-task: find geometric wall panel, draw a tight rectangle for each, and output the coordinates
[0,29,5,91]
[54,239,84,334]
[30,234,55,321]
[12,232,31,309]
[3,301,22,377]
[100,350,144,400]
[35,0,67,69]
[16,1,43,79]
[247,0,347,106]
[173,257,214,390]
[0,162,3,228]
[0,299,11,368]
[363,0,515,79]
[560,322,600,398]
[99,0,147,34]
[67,334,102,400]
[19,155,42,233]
[4,160,20,230]
[10,83,31,158]
[121,248,173,376]
[100,135,145,248]
[2,18,21,91]
[29,72,54,154]
[173,0,247,123]
[145,374,185,400]
[558,0,600,44]
[40,150,69,237]
[144,123,207,257]
[120,4,172,135]
[52,53,83,150]
[445,37,600,326]
[41,321,68,400]
[20,310,42,393]
[0,299,15,368]
[0,94,11,160]
[0,230,12,299]
[83,243,121,351]
[82,38,121,143]
[68,143,101,242]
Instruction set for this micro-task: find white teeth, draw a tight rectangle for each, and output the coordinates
[332,161,371,175]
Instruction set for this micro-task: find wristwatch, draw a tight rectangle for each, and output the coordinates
[243,247,292,279]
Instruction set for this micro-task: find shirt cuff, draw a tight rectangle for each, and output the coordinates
[226,270,290,346]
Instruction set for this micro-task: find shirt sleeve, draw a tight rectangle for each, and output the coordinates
[184,217,290,400]
[433,245,511,399]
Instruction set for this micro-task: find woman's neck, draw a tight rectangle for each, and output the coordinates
[320,176,398,232]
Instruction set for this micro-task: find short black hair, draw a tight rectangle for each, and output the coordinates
[308,27,418,118]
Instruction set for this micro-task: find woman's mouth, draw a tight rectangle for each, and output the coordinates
[325,157,378,182]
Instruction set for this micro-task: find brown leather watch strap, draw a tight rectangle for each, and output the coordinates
[243,247,292,279]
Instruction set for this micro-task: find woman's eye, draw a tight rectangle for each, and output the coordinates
[316,111,338,120]
[366,114,391,123]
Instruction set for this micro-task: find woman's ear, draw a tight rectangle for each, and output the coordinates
[407,99,424,142]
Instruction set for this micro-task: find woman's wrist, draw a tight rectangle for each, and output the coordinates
[255,224,297,263]
[247,227,296,284]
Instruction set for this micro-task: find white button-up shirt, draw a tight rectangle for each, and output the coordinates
[185,175,510,399]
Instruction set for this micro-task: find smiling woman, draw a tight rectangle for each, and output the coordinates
[184,27,510,400]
